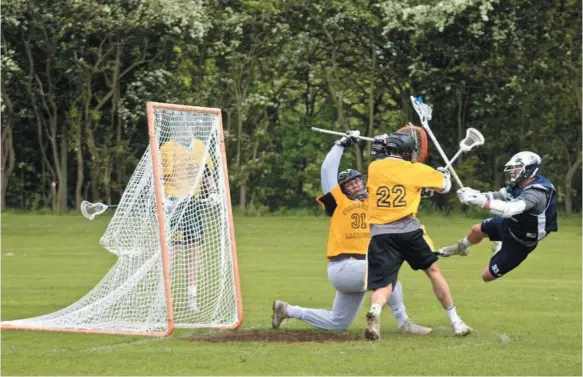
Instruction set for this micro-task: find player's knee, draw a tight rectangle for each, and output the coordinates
[330,323,350,331]
[470,224,483,235]
[424,262,440,276]
[329,315,351,331]
[482,268,496,282]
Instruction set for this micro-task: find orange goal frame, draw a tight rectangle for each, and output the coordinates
[0,102,243,337]
[147,102,244,335]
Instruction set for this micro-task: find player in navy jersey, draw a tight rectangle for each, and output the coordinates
[438,151,558,282]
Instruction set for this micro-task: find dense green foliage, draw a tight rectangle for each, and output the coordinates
[2,0,581,213]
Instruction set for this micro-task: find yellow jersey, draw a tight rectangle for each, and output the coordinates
[367,157,445,225]
[160,138,214,198]
[316,184,369,259]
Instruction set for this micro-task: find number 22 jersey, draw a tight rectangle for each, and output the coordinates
[367,157,446,225]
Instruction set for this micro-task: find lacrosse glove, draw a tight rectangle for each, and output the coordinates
[335,130,360,148]
[370,134,390,159]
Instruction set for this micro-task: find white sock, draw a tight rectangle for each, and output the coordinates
[391,303,408,327]
[387,281,409,327]
[188,286,197,297]
[370,303,382,317]
[286,305,303,319]
[461,237,472,247]
[445,305,461,323]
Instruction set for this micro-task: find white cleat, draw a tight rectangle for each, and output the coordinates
[271,300,288,329]
[439,241,470,257]
[452,319,473,336]
[364,311,381,341]
[398,319,433,336]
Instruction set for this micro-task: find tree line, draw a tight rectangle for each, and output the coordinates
[2,0,581,214]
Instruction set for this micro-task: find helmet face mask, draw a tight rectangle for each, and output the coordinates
[338,169,368,201]
[503,164,525,186]
[503,151,541,187]
[371,142,390,160]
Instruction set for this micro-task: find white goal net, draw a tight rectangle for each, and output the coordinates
[1,103,242,336]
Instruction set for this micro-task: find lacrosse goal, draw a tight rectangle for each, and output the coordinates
[1,103,243,336]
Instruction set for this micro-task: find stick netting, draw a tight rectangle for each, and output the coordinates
[1,106,240,335]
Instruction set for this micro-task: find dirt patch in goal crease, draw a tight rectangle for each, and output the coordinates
[186,330,360,343]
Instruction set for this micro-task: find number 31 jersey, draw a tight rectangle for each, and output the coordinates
[316,184,369,259]
[367,157,446,225]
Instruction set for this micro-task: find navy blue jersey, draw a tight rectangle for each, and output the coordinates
[505,176,558,244]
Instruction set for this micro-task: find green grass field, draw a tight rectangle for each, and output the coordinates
[1,213,581,376]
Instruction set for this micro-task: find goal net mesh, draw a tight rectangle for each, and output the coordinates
[1,105,241,335]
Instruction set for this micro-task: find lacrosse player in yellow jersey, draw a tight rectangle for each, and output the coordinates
[271,131,431,335]
[160,130,219,312]
[363,131,472,340]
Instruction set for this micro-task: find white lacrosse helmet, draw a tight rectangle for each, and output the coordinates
[503,151,541,187]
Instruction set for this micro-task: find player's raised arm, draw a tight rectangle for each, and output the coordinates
[320,130,360,193]
[411,163,452,194]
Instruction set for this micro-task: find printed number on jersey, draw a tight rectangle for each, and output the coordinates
[351,213,367,229]
[376,185,407,208]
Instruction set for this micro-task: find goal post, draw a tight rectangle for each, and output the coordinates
[1,102,243,336]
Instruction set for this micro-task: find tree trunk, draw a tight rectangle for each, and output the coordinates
[57,121,68,210]
[564,151,582,215]
[239,180,247,210]
[456,88,463,165]
[103,159,112,206]
[1,126,16,211]
[51,181,57,211]
[225,109,232,136]
[235,105,243,167]
[75,144,84,209]
[112,47,122,203]
[86,120,100,202]
[493,155,503,189]
[354,144,363,173]
[1,74,16,211]
[366,31,376,156]
[337,92,344,127]
[71,101,84,209]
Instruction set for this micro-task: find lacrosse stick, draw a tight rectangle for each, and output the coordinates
[443,127,485,169]
[311,127,374,142]
[80,200,117,220]
[410,96,464,188]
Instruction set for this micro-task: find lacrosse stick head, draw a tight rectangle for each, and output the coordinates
[459,128,485,152]
[397,123,429,163]
[80,201,109,220]
[410,96,432,125]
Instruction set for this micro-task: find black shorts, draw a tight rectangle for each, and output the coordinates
[168,198,204,244]
[366,229,438,290]
[481,217,537,279]
[480,216,505,241]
